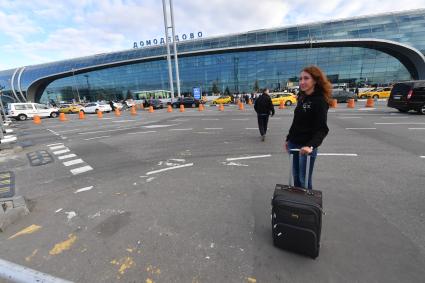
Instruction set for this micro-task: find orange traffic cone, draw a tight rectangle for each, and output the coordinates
[239,102,245,111]
[180,104,185,112]
[33,115,41,124]
[79,111,85,120]
[97,110,103,118]
[167,105,173,112]
[347,99,355,108]
[59,112,67,121]
[279,101,286,109]
[365,98,374,107]
[330,99,338,108]
[148,106,154,113]
[115,108,121,117]
[198,104,204,111]
[130,106,137,115]
[219,104,224,111]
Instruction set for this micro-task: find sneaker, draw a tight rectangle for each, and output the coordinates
[261,135,265,141]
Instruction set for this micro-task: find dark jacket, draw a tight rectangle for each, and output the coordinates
[286,90,329,148]
[254,94,275,116]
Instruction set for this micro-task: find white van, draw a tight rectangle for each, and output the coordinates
[6,103,59,121]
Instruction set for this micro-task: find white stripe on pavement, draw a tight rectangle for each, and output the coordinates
[143,124,177,129]
[346,128,377,130]
[232,118,250,121]
[0,258,73,283]
[74,186,94,194]
[128,131,157,135]
[46,142,63,147]
[112,120,135,123]
[84,136,110,141]
[58,154,77,160]
[202,118,219,121]
[204,128,223,130]
[420,156,425,158]
[318,153,358,156]
[56,128,82,134]
[408,128,425,130]
[245,128,258,130]
[146,163,194,175]
[169,128,193,131]
[338,116,362,119]
[226,154,271,161]
[50,145,66,150]
[63,159,84,167]
[375,122,425,125]
[70,166,93,175]
[53,149,70,155]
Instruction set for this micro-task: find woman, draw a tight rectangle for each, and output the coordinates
[254,88,275,141]
[285,66,332,189]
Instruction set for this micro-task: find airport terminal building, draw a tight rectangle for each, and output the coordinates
[0,9,425,103]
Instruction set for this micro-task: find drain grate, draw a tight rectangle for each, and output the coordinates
[27,150,54,166]
[0,171,15,198]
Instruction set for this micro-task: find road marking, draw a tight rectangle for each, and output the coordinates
[53,149,70,155]
[0,258,73,283]
[204,128,223,130]
[128,131,157,135]
[169,128,193,131]
[420,156,425,158]
[338,116,362,119]
[50,145,66,150]
[63,159,84,167]
[226,154,271,161]
[346,128,376,130]
[358,108,376,111]
[70,166,93,175]
[46,142,63,147]
[202,118,219,121]
[8,225,42,240]
[245,128,258,130]
[84,135,110,141]
[143,124,177,129]
[112,120,135,123]
[408,128,425,130]
[375,122,425,125]
[74,186,94,194]
[381,116,408,119]
[58,154,77,160]
[232,118,250,121]
[56,128,82,133]
[146,163,194,175]
[318,153,358,156]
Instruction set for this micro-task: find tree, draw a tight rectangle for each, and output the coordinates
[224,86,231,96]
[212,81,220,94]
[253,80,260,92]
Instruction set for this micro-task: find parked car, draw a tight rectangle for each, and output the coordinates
[144,99,164,109]
[6,103,59,121]
[358,87,391,99]
[271,93,297,106]
[172,97,199,108]
[59,104,83,113]
[387,80,425,114]
[212,96,232,105]
[80,102,112,114]
[332,89,357,103]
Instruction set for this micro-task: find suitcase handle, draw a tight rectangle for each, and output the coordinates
[289,149,311,189]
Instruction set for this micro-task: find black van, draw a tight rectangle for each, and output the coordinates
[387,80,425,114]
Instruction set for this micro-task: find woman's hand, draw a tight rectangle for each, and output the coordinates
[300,146,313,155]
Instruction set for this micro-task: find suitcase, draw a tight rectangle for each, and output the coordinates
[271,149,323,258]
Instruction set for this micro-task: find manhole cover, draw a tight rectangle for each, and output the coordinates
[27,150,54,166]
[0,171,15,198]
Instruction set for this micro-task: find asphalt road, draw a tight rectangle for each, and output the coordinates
[1,101,425,283]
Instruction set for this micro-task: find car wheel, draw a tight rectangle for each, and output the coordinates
[372,95,379,99]
[419,105,425,115]
[50,112,59,118]
[398,109,408,113]
[285,100,292,106]
[360,95,366,99]
[18,114,27,121]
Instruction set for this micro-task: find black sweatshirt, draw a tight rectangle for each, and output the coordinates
[286,91,329,148]
[254,94,275,116]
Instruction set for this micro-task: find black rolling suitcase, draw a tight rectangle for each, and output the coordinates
[271,149,323,259]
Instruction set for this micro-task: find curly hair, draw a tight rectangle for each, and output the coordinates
[301,65,333,105]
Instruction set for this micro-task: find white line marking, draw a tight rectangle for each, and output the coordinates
[58,154,77,160]
[375,122,425,125]
[420,156,425,158]
[226,154,271,161]
[195,132,212,134]
[358,108,376,111]
[346,128,377,130]
[70,166,93,175]
[245,128,258,130]
[74,186,94,194]
[128,131,157,135]
[55,208,63,213]
[143,124,177,129]
[63,159,84,167]
[338,116,362,119]
[408,128,425,130]
[318,153,358,156]
[202,118,219,121]
[46,142,63,147]
[56,128,82,134]
[50,145,66,150]
[169,128,193,131]
[84,135,110,141]
[53,149,70,155]
[146,163,194,175]
[381,116,408,119]
[232,118,250,121]
[112,120,135,123]
[0,258,73,283]
[204,128,223,130]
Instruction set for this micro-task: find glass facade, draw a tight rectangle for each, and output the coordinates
[0,9,424,102]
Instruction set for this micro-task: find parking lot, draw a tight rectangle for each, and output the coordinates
[1,101,425,282]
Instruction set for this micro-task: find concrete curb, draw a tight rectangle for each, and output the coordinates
[0,196,29,232]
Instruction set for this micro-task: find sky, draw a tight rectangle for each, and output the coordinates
[0,0,424,70]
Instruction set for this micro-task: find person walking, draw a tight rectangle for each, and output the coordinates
[285,65,332,190]
[254,88,275,141]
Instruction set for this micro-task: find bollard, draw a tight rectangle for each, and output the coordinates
[79,111,85,120]
[115,108,121,117]
[59,112,67,121]
[365,98,374,107]
[148,106,154,113]
[167,105,173,113]
[198,104,204,111]
[33,115,41,125]
[97,110,103,118]
[330,99,338,108]
[180,104,185,112]
[248,99,253,106]
[347,99,355,108]
[279,101,285,109]
[239,102,245,111]
[130,106,137,115]
[219,104,224,111]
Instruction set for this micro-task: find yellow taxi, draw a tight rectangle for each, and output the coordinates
[359,87,392,99]
[271,93,297,106]
[59,104,84,113]
[212,96,232,104]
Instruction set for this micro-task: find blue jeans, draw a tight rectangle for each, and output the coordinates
[287,141,318,190]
